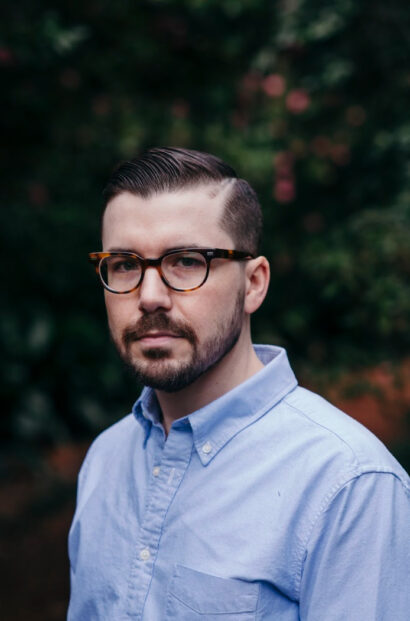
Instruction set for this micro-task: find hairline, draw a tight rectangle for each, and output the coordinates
[101,178,240,248]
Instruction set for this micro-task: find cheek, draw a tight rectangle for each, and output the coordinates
[186,287,234,334]
[104,295,131,335]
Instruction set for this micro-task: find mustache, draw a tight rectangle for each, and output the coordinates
[122,313,197,348]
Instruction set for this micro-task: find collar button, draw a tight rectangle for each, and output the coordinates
[202,441,212,454]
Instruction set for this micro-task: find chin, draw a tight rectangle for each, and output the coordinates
[140,347,173,361]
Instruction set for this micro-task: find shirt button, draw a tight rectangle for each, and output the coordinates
[202,441,212,454]
[140,548,150,561]
[152,466,160,477]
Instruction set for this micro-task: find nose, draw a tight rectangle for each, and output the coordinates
[137,265,172,314]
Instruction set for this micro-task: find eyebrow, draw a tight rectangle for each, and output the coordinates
[106,244,206,254]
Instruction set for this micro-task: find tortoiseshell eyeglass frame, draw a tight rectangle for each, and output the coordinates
[88,247,254,294]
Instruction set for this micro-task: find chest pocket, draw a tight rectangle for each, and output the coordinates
[165,564,259,620]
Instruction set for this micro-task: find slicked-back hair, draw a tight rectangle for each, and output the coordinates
[103,147,263,256]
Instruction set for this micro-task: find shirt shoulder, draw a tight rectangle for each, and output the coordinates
[86,412,139,456]
[77,412,145,493]
[282,385,409,486]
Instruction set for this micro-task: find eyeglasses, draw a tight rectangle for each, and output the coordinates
[88,248,253,294]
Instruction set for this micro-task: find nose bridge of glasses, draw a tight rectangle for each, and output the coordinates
[140,256,166,280]
[142,256,163,268]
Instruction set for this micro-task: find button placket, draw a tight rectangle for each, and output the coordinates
[126,426,194,618]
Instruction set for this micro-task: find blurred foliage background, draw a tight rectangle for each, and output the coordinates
[0,1,409,617]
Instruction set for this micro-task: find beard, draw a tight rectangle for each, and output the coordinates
[115,290,245,393]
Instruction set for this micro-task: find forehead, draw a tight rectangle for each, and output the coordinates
[102,184,233,252]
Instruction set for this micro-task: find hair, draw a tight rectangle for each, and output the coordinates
[103,147,263,256]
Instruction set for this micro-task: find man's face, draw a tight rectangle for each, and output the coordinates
[102,186,248,392]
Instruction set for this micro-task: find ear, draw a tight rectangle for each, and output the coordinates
[244,256,270,314]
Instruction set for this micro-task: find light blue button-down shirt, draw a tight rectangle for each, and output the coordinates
[68,345,410,620]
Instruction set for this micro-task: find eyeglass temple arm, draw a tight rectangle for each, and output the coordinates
[211,249,254,260]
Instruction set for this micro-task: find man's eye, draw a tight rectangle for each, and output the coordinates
[112,260,138,272]
[177,256,201,268]
[172,254,205,269]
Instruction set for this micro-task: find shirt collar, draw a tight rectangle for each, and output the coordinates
[133,345,298,465]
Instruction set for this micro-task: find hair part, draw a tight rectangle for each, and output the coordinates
[103,147,263,256]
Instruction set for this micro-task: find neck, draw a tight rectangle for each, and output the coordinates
[155,329,263,435]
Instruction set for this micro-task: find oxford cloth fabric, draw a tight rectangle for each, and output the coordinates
[68,345,410,620]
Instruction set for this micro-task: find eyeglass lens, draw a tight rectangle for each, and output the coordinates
[100,251,208,292]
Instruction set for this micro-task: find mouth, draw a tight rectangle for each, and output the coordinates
[137,332,182,347]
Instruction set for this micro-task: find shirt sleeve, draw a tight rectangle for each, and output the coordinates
[299,471,410,620]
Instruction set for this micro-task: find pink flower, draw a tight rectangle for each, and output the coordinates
[262,74,285,97]
[274,151,294,177]
[274,179,295,203]
[286,89,310,114]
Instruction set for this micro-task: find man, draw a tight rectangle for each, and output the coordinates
[68,147,409,620]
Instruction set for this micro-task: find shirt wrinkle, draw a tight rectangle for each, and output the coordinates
[283,395,360,467]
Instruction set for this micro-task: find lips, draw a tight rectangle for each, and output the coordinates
[137,332,181,347]
[137,332,179,340]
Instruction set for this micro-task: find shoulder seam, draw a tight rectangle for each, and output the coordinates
[294,470,410,597]
[283,395,359,465]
